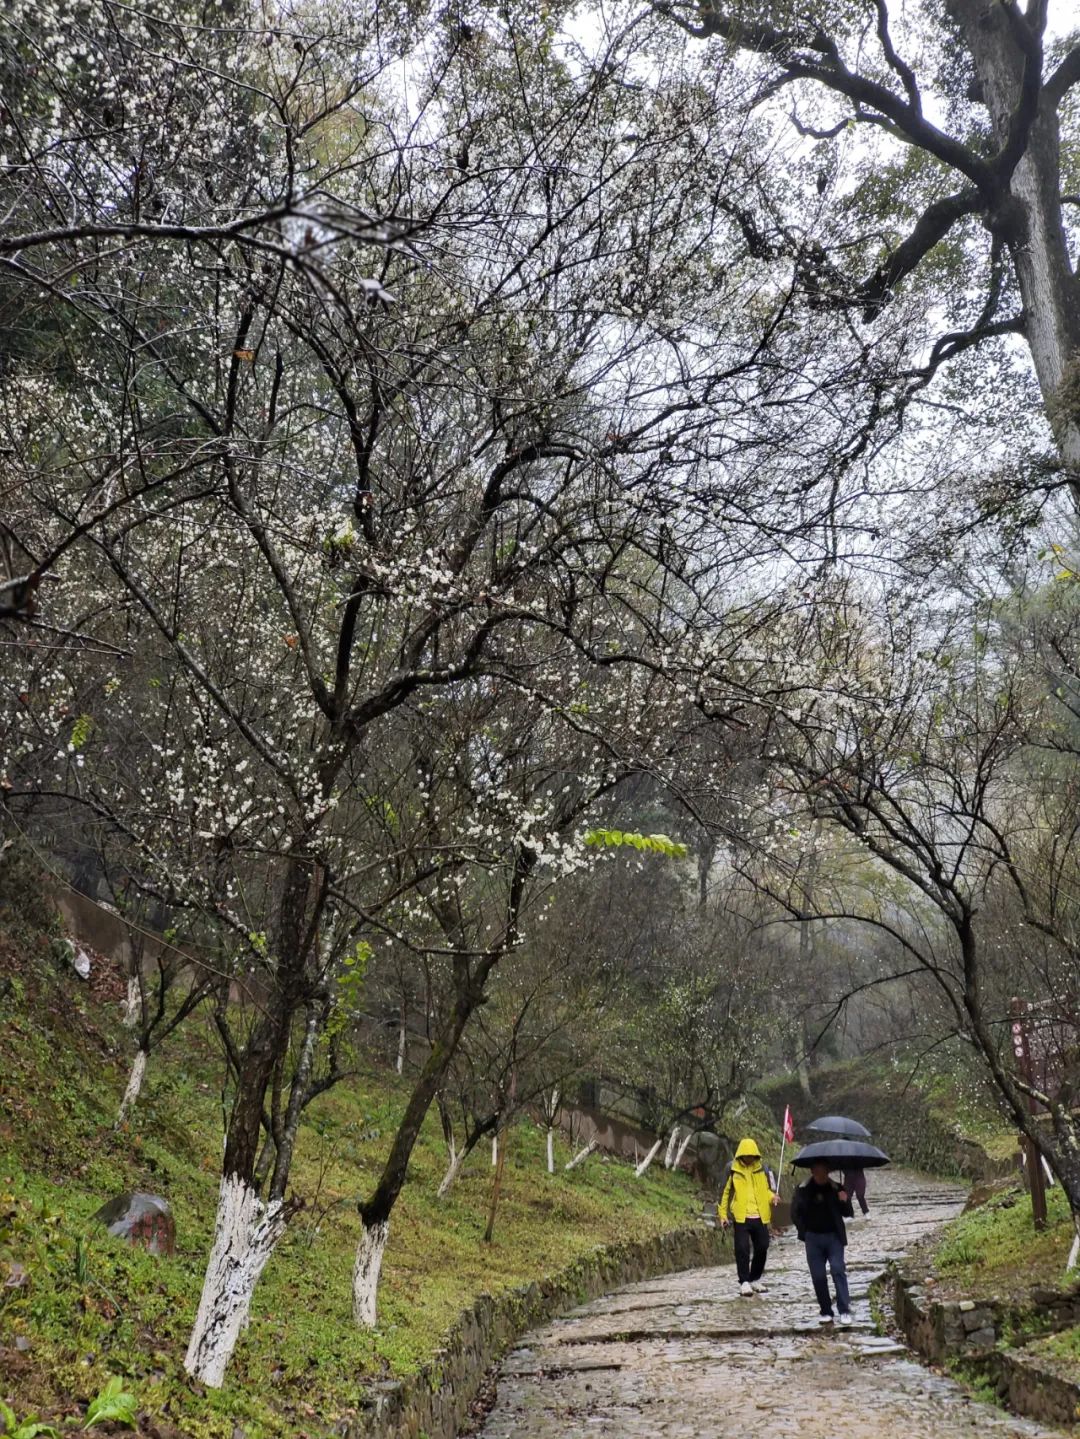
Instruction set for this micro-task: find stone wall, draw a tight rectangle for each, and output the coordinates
[344,1224,729,1439]
[890,1264,1080,1428]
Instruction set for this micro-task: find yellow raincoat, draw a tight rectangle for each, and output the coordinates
[719,1137,776,1224]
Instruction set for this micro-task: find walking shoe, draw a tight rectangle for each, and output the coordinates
[838,1312,854,1327]
[739,1281,754,1297]
[751,1282,768,1293]
[818,1312,834,1325]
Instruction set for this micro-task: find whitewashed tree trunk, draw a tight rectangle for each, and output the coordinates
[115,1047,148,1127]
[352,1217,390,1328]
[565,1138,597,1171]
[546,1126,555,1174]
[1066,1222,1079,1275]
[674,1128,695,1170]
[183,1174,287,1388]
[396,1006,406,1075]
[664,1126,681,1169]
[491,1135,498,1167]
[121,975,140,1028]
[635,1138,663,1178]
[437,1141,462,1199]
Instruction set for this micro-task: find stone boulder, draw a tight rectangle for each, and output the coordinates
[92,1192,175,1256]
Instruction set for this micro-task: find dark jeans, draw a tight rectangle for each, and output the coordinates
[804,1230,850,1315]
[733,1218,769,1284]
[843,1169,869,1214]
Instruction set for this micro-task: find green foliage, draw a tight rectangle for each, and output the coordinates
[583,828,688,858]
[933,1185,1074,1299]
[326,940,373,1039]
[0,1403,60,1439]
[83,1378,137,1430]
[0,936,698,1437]
[68,715,94,751]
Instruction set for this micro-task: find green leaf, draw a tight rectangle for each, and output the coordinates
[582,828,688,859]
[84,1376,137,1429]
[69,714,94,750]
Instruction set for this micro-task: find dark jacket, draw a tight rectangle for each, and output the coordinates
[791,1178,854,1245]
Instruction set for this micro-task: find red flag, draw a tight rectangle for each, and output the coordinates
[783,1105,795,1143]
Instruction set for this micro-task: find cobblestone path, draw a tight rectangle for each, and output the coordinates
[474,1169,1061,1438]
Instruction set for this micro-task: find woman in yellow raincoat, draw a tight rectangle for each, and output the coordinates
[719,1137,778,1297]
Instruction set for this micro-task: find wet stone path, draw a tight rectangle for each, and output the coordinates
[474,1170,1062,1438]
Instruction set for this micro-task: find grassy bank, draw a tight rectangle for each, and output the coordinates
[0,909,699,1438]
[931,1185,1077,1303]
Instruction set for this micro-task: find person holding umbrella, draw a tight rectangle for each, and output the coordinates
[719,1137,777,1297]
[807,1117,874,1221]
[792,1137,889,1325]
[792,1159,855,1325]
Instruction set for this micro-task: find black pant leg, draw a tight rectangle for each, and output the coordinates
[733,1222,752,1283]
[748,1218,770,1281]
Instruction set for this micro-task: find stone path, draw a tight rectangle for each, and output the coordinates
[473,1169,1062,1438]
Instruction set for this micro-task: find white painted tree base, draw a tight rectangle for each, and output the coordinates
[122,975,140,1028]
[116,1047,147,1127]
[674,1129,695,1169]
[546,1127,555,1174]
[437,1147,462,1199]
[565,1138,597,1171]
[663,1126,681,1169]
[352,1218,389,1327]
[635,1138,663,1178]
[183,1175,286,1388]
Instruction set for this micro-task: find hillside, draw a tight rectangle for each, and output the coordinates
[761,1054,1019,1182]
[0,881,700,1439]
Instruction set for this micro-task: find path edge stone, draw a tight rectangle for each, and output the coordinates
[888,1261,1080,1428]
[345,1222,730,1439]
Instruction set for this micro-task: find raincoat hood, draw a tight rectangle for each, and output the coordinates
[734,1137,762,1163]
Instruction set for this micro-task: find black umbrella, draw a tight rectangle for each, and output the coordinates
[793,1138,890,1170]
[806,1114,872,1139]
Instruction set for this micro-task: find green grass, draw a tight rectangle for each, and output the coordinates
[0,932,701,1437]
[932,1185,1076,1300]
[1022,1322,1080,1382]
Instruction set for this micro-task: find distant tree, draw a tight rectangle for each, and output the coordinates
[661,0,1080,500]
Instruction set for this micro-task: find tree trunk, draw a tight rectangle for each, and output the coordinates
[437,1144,464,1200]
[115,1046,148,1127]
[674,1128,695,1170]
[664,1126,681,1169]
[491,1134,498,1167]
[252,1131,275,1194]
[565,1138,597,1171]
[183,1174,287,1387]
[352,1216,390,1327]
[396,1001,407,1075]
[184,858,317,1378]
[546,1087,559,1174]
[635,1138,663,1178]
[268,998,322,1200]
[122,974,140,1028]
[354,990,479,1326]
[484,1127,507,1243]
[948,0,1080,490]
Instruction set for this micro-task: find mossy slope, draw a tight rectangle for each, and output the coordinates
[0,908,698,1438]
